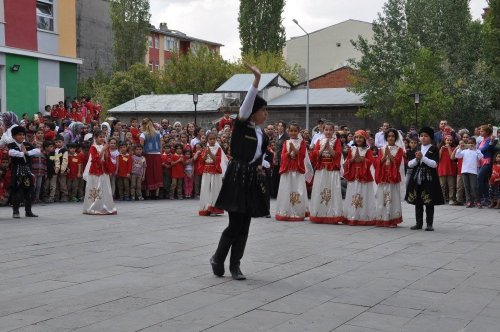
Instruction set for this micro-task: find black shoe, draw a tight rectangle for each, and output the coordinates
[26,212,38,217]
[410,224,423,230]
[230,266,246,280]
[210,256,224,277]
[425,226,434,231]
[13,213,20,219]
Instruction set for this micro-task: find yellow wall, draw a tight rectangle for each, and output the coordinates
[159,36,165,68]
[58,0,77,58]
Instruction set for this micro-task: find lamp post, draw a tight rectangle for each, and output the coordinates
[409,92,422,129]
[192,93,201,126]
[293,19,310,132]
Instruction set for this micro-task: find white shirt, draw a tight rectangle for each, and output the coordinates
[408,144,437,168]
[190,137,201,148]
[375,131,386,148]
[455,148,483,175]
[8,141,40,158]
[240,85,263,164]
[310,132,324,149]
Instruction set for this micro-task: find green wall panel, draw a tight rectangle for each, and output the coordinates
[60,62,77,101]
[6,54,38,116]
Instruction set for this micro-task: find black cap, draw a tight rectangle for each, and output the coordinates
[11,126,26,136]
[419,126,434,139]
[251,94,267,114]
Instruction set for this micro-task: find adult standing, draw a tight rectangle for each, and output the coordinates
[211,64,269,280]
[0,112,20,148]
[375,122,390,148]
[271,120,288,198]
[477,125,499,206]
[140,118,163,199]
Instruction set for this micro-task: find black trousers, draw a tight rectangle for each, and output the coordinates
[271,165,281,198]
[12,185,33,214]
[415,204,434,226]
[214,211,251,268]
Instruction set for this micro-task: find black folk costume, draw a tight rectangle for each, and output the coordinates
[405,127,444,231]
[212,84,269,280]
[8,126,39,218]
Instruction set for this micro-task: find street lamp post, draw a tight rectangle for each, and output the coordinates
[293,19,310,132]
[192,93,201,126]
[409,92,422,129]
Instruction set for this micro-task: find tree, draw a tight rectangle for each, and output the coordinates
[238,0,286,55]
[110,0,151,71]
[234,51,300,84]
[106,64,155,109]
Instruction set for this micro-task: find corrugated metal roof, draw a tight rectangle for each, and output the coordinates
[267,88,363,107]
[108,93,222,114]
[215,73,280,92]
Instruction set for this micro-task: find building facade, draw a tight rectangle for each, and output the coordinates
[146,23,223,72]
[0,0,81,116]
[284,20,373,81]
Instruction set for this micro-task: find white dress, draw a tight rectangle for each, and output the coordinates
[199,146,225,216]
[82,144,117,215]
[275,138,309,221]
[309,137,344,224]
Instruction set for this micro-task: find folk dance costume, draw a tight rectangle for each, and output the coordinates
[309,136,344,224]
[82,143,117,215]
[275,137,310,221]
[342,143,377,226]
[212,81,269,280]
[406,127,444,231]
[374,144,404,227]
[198,145,226,216]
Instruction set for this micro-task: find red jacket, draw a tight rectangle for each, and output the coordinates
[343,146,374,183]
[279,139,306,175]
[374,146,403,184]
[67,153,82,179]
[311,137,342,171]
[198,146,222,174]
[117,153,132,177]
[171,153,184,179]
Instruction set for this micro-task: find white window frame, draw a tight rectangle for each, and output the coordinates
[148,62,153,72]
[164,37,178,52]
[148,36,153,48]
[154,63,159,71]
[36,0,54,32]
[154,36,159,49]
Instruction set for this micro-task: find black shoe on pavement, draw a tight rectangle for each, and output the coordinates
[13,213,20,219]
[425,226,434,231]
[26,212,38,217]
[410,224,422,230]
[230,266,246,280]
[210,256,224,277]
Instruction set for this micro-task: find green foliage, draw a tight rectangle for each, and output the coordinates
[110,0,151,71]
[106,64,154,109]
[483,0,500,87]
[234,51,300,84]
[350,0,500,129]
[238,0,286,55]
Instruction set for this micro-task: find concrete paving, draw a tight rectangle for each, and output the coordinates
[0,199,499,331]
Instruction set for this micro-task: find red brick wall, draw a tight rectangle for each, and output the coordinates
[5,0,37,51]
[309,67,354,89]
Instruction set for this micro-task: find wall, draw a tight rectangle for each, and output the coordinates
[38,59,59,109]
[59,0,77,57]
[4,0,37,51]
[6,54,38,115]
[60,62,77,101]
[309,67,354,89]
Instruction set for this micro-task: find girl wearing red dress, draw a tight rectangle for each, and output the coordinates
[199,133,225,216]
[438,135,457,204]
[275,123,309,221]
[374,128,404,227]
[309,122,343,224]
[342,130,377,226]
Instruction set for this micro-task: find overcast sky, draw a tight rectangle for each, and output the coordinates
[150,0,488,61]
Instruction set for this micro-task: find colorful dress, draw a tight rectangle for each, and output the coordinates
[199,146,224,216]
[342,146,377,225]
[275,138,309,221]
[82,144,117,215]
[374,145,404,227]
[309,137,343,224]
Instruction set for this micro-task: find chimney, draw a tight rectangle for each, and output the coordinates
[159,22,169,31]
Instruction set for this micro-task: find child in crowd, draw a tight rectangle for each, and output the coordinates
[193,143,204,197]
[170,143,184,199]
[78,143,90,201]
[342,130,376,226]
[130,145,146,201]
[116,142,132,201]
[198,133,225,216]
[43,140,57,203]
[405,138,418,188]
[406,127,444,231]
[66,143,82,202]
[107,138,119,197]
[82,130,116,215]
[451,132,471,205]
[275,123,309,221]
[31,142,47,203]
[455,137,483,208]
[54,135,69,202]
[161,145,172,199]
[438,135,457,204]
[488,151,500,209]
[309,122,343,224]
[129,118,141,145]
[183,149,194,198]
[0,157,10,205]
[374,128,404,227]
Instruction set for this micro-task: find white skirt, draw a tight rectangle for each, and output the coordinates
[309,169,343,223]
[199,173,224,216]
[374,183,403,227]
[83,174,117,215]
[343,180,377,225]
[275,171,308,221]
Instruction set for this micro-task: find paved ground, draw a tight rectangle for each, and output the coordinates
[0,199,499,332]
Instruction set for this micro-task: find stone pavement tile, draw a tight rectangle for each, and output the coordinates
[477,293,500,318]
[330,287,395,307]
[0,311,49,332]
[334,324,388,331]
[347,311,413,331]
[407,268,473,293]
[424,287,498,320]
[136,277,229,299]
[314,259,367,276]
[268,302,367,332]
[381,289,444,310]
[368,304,421,318]
[319,271,374,289]
[442,257,493,272]
[0,298,46,318]
[0,280,77,302]
[464,315,500,332]
[400,313,470,332]
[9,325,71,332]
[459,274,500,291]
[361,277,413,292]
[384,251,459,269]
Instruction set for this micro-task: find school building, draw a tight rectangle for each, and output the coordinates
[0,0,82,116]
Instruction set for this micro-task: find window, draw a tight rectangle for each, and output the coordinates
[154,63,159,71]
[148,36,153,48]
[36,0,54,31]
[154,36,159,49]
[164,37,178,51]
[148,62,153,72]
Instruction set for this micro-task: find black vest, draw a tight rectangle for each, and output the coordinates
[230,119,268,164]
[7,142,33,168]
